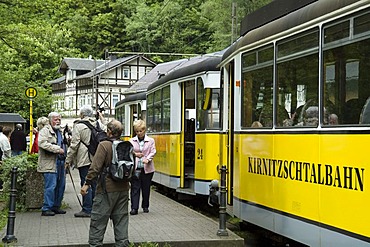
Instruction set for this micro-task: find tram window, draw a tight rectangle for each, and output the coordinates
[323,10,370,126]
[241,45,274,128]
[241,69,273,128]
[354,12,370,36]
[163,86,170,132]
[277,29,319,127]
[147,93,154,132]
[147,86,170,132]
[278,30,318,58]
[197,79,221,130]
[153,91,162,132]
[243,53,256,67]
[323,20,350,44]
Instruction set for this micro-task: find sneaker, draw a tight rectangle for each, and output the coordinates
[143,208,149,213]
[74,211,91,218]
[130,209,138,215]
[41,210,55,216]
[53,209,66,214]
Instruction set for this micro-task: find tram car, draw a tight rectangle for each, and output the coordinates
[219,0,370,246]
[115,92,146,140]
[115,52,226,196]
[144,51,226,196]
[115,59,189,140]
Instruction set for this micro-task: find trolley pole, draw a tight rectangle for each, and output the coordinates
[217,165,228,236]
[2,167,18,244]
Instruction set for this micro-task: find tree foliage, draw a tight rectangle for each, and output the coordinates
[0,0,272,124]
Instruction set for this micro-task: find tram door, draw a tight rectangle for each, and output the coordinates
[181,80,196,194]
[226,62,234,206]
[129,103,143,138]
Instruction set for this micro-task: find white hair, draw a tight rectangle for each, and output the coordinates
[48,112,61,122]
[79,105,93,117]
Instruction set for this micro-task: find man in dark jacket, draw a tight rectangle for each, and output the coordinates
[81,120,130,247]
[10,124,27,156]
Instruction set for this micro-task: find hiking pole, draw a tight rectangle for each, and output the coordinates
[67,166,83,207]
[2,167,18,244]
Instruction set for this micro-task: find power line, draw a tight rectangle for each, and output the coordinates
[108,51,200,57]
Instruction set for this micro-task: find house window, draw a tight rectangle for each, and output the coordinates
[113,94,119,107]
[87,95,92,106]
[69,97,73,109]
[123,69,129,79]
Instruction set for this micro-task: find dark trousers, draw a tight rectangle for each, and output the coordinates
[79,165,96,213]
[130,170,154,210]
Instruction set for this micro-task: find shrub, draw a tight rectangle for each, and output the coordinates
[0,152,40,211]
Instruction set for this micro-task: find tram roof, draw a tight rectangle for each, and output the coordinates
[147,50,224,92]
[115,92,146,108]
[222,0,362,61]
[123,59,188,94]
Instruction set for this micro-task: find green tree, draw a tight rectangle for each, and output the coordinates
[0,0,81,121]
[0,0,273,123]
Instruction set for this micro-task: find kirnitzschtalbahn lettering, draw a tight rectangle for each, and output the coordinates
[248,157,365,191]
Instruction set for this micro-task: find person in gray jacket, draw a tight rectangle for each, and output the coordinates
[37,112,67,216]
[65,105,107,217]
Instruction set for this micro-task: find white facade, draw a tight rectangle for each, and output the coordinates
[51,55,156,119]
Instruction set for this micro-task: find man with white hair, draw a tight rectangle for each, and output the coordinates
[65,105,107,217]
[37,112,67,216]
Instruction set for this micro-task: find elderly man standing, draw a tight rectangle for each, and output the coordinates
[81,119,130,247]
[37,112,67,216]
[65,105,107,218]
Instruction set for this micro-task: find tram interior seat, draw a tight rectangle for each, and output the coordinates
[359,97,370,124]
[343,99,361,124]
[258,104,289,127]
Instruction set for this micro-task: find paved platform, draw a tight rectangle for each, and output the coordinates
[0,169,244,247]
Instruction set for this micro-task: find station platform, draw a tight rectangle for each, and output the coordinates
[0,169,244,247]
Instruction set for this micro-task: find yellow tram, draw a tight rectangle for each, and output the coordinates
[145,52,226,196]
[219,0,370,246]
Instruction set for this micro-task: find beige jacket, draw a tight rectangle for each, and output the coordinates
[37,124,63,173]
[65,117,99,168]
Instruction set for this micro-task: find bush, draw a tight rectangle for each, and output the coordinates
[0,152,40,211]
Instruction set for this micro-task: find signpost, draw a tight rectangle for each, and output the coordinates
[25,87,38,151]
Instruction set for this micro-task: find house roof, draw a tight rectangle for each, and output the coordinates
[0,113,26,123]
[123,58,189,94]
[49,75,65,84]
[58,58,105,74]
[74,55,156,80]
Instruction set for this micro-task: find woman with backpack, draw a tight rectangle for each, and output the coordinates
[129,119,156,215]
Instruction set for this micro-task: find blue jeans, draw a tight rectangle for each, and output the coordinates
[11,150,23,157]
[79,165,96,213]
[42,159,66,211]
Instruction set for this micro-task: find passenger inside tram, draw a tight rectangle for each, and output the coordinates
[328,113,339,125]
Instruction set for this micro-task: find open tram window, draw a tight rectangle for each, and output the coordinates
[241,45,274,128]
[196,78,221,130]
[323,9,370,126]
[277,29,319,127]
